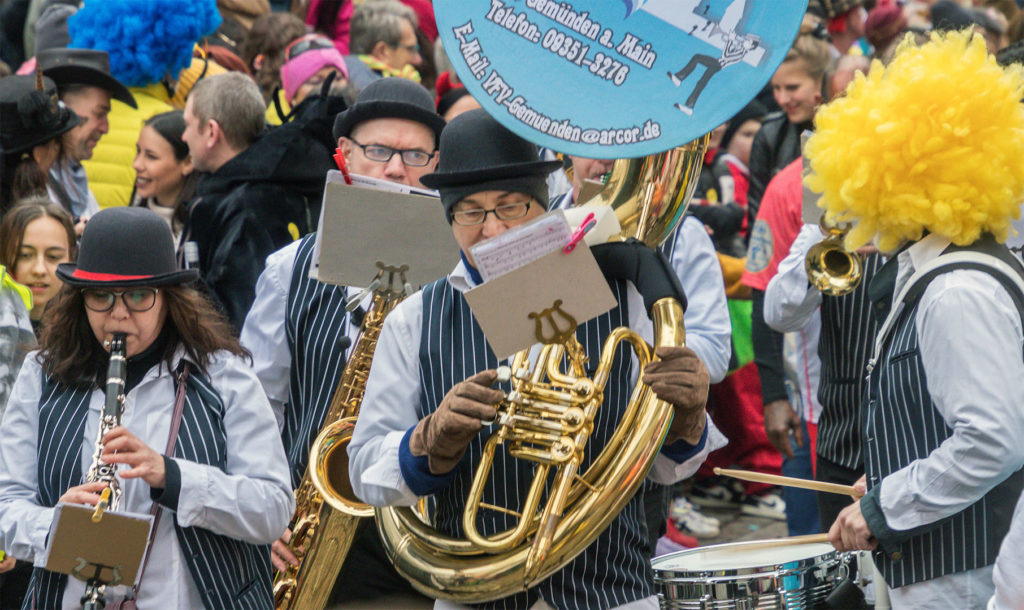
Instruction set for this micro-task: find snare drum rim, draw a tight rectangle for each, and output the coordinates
[651,539,838,581]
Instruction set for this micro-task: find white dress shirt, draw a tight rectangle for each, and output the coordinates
[992,492,1024,609]
[0,350,294,609]
[241,239,363,429]
[875,234,1024,534]
[663,216,733,384]
[762,223,825,423]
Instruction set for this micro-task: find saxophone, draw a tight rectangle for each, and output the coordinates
[86,332,127,523]
[273,263,410,610]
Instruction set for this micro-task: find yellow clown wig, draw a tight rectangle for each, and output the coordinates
[805,30,1024,251]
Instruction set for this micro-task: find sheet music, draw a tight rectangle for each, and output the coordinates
[470,211,572,282]
[310,171,439,279]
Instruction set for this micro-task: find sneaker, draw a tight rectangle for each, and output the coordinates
[667,71,682,87]
[689,478,744,509]
[664,518,699,548]
[669,498,720,538]
[674,103,694,115]
[741,491,787,520]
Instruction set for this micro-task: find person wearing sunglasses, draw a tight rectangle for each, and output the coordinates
[240,75,444,605]
[0,207,293,609]
[280,34,350,107]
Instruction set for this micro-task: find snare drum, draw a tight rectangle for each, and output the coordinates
[652,539,846,609]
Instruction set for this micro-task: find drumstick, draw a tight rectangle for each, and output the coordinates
[721,533,831,552]
[713,467,863,499]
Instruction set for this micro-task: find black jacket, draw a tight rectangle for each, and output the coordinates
[746,113,811,230]
[183,124,333,331]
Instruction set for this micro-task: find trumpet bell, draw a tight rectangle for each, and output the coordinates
[805,239,863,297]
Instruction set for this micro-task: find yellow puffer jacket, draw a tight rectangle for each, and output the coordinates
[82,83,174,208]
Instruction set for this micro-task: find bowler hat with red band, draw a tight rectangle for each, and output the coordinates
[57,207,199,287]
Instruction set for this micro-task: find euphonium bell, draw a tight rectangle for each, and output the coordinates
[805,218,863,297]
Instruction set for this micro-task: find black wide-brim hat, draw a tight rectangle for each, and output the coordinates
[38,48,138,109]
[332,77,446,144]
[0,74,82,155]
[57,207,199,287]
[420,109,562,190]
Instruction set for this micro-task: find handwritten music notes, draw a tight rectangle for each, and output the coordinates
[470,211,572,282]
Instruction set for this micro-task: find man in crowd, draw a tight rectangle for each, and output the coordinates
[38,47,136,221]
[181,71,327,330]
[347,0,423,87]
[241,77,445,604]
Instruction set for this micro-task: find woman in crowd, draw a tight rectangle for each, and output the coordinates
[279,33,350,107]
[131,111,196,244]
[0,198,75,610]
[239,12,309,103]
[0,198,76,333]
[0,74,80,214]
[0,207,293,609]
[745,18,831,224]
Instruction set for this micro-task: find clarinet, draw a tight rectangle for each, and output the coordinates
[86,333,127,523]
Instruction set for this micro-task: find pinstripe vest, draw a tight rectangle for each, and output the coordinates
[815,253,882,470]
[283,234,352,487]
[418,278,654,610]
[27,366,273,610]
[864,253,1024,588]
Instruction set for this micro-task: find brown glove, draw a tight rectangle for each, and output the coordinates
[642,346,710,444]
[409,370,504,474]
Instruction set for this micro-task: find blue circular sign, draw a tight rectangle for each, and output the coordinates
[436,1,807,158]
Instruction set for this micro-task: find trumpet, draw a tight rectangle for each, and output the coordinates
[805,218,862,297]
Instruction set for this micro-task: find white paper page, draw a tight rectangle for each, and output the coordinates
[310,170,439,279]
[470,211,572,282]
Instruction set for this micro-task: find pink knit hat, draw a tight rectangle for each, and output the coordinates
[280,36,348,103]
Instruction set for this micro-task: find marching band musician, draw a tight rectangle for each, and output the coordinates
[550,156,733,549]
[0,207,293,609]
[348,109,725,609]
[810,32,1024,608]
[240,77,444,602]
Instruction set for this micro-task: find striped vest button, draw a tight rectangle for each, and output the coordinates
[890,551,903,561]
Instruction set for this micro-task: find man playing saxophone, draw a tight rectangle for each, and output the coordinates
[349,110,725,609]
[241,77,445,605]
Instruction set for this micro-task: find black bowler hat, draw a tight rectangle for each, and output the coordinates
[57,207,199,287]
[332,77,446,144]
[420,109,562,218]
[38,48,138,109]
[0,74,81,155]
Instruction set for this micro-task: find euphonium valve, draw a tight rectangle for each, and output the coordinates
[805,218,863,297]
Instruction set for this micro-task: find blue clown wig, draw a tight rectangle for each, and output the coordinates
[68,0,221,88]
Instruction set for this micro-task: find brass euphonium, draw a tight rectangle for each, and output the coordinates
[805,217,863,296]
[374,136,708,603]
[273,264,410,610]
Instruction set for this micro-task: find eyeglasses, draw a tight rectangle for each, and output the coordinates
[83,288,159,313]
[451,200,533,226]
[349,139,434,167]
[284,34,335,62]
[390,41,420,54]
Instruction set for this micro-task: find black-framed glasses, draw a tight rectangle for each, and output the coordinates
[451,200,533,226]
[284,34,335,62]
[349,139,434,167]
[83,288,159,313]
[390,41,420,54]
